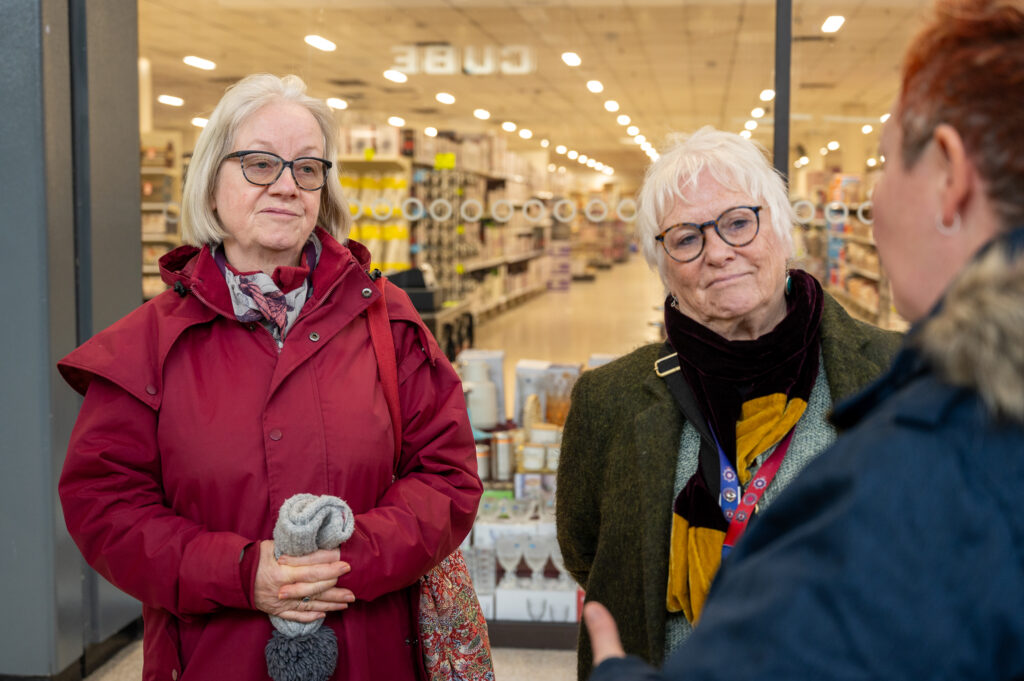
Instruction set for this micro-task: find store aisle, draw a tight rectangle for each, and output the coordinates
[475,253,666,420]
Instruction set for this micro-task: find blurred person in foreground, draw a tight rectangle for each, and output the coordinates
[556,124,901,678]
[584,1,1024,679]
[57,74,481,680]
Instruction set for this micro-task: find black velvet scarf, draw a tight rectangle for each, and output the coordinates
[664,268,824,471]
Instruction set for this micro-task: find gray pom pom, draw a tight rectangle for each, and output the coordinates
[265,627,339,681]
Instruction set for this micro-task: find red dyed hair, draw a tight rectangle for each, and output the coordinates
[899,0,1024,225]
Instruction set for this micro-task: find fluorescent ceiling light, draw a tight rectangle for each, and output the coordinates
[587,80,603,93]
[383,69,408,83]
[326,98,348,110]
[604,100,620,112]
[474,109,491,120]
[561,52,582,67]
[759,89,775,102]
[435,92,455,105]
[183,56,215,71]
[191,117,208,128]
[304,35,336,52]
[821,16,845,33]
[157,95,183,107]
[388,116,405,127]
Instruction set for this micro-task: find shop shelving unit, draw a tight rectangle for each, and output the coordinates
[140,130,183,301]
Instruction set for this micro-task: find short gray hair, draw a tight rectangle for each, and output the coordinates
[636,126,794,287]
[180,74,350,246]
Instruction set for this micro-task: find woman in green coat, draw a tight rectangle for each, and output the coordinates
[555,127,900,680]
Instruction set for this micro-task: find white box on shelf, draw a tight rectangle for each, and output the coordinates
[494,587,579,622]
[478,593,495,620]
[456,349,507,423]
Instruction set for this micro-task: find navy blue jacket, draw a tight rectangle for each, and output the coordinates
[593,227,1024,681]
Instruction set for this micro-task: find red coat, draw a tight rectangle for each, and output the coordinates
[58,229,481,681]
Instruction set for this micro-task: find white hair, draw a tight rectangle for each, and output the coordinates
[635,126,795,287]
[180,74,350,246]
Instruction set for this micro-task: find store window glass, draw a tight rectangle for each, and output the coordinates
[137,0,776,310]
[789,1,931,332]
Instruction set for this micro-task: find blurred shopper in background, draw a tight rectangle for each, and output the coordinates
[584,0,1024,678]
[556,126,900,679]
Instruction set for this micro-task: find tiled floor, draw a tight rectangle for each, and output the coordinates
[82,253,663,681]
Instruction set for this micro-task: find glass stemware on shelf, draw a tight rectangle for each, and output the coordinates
[495,534,526,588]
[522,536,552,588]
[549,542,572,589]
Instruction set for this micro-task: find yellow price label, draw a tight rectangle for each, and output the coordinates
[456,224,465,235]
[455,263,465,275]
[363,148,376,161]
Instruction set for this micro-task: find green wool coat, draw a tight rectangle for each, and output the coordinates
[555,294,902,680]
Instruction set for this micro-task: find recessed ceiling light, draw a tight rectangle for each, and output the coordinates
[821,15,845,33]
[304,35,336,52]
[578,154,588,163]
[326,98,348,110]
[519,128,533,139]
[880,113,891,123]
[799,155,809,165]
[866,158,878,167]
[604,100,620,112]
[626,125,639,136]
[540,139,550,148]
[383,69,408,83]
[567,150,579,160]
[548,163,557,172]
[191,117,208,128]
[617,114,631,125]
[603,167,614,175]
[827,140,840,150]
[502,121,517,132]
[595,162,604,171]
[751,107,765,119]
[558,166,566,174]
[587,80,604,93]
[759,89,775,102]
[586,159,597,168]
[634,134,646,144]
[183,56,215,71]
[474,109,491,120]
[745,120,758,131]
[555,145,567,154]
[388,116,405,127]
[862,124,873,134]
[740,130,753,139]
[435,92,455,105]
[820,147,829,155]
[425,127,438,137]
[561,52,582,67]
[157,95,183,107]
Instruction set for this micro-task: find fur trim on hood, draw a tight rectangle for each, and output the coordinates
[917,233,1024,423]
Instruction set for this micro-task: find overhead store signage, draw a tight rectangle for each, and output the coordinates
[390,45,535,75]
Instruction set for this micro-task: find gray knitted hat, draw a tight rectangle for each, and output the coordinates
[265,494,355,681]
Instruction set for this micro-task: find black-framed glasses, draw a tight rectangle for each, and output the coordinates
[222,150,332,191]
[655,205,762,263]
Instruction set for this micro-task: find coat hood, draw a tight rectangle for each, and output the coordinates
[916,226,1024,423]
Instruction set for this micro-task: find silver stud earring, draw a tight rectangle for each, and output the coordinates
[936,213,961,235]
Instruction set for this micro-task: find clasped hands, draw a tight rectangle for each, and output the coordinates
[253,539,355,623]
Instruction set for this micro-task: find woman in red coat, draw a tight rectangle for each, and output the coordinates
[57,74,482,681]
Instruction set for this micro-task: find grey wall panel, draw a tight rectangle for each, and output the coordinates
[0,0,81,675]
